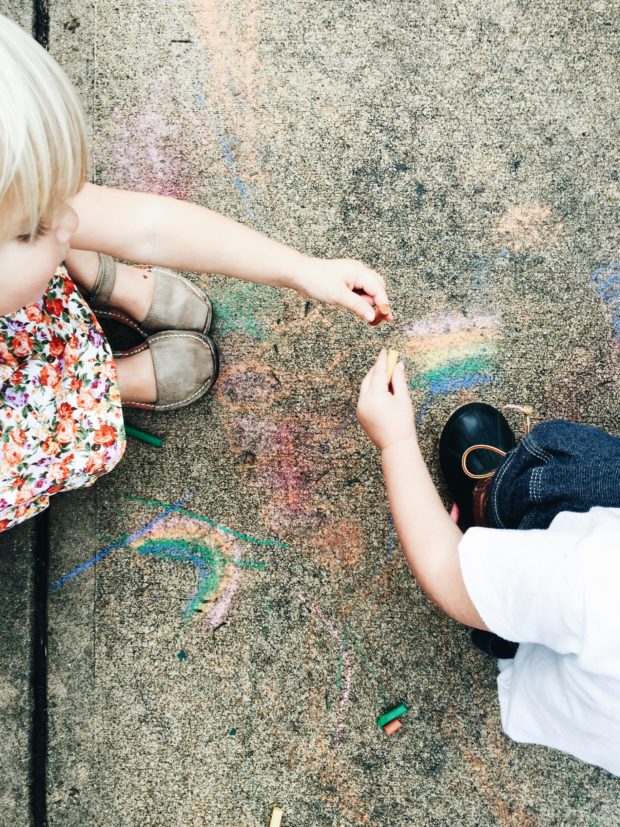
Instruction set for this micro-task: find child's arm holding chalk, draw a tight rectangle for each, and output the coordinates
[69,184,393,325]
[356,349,488,629]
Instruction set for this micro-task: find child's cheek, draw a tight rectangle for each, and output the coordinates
[0,241,61,313]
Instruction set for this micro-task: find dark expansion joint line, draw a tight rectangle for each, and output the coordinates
[31,509,50,827]
[32,0,49,50]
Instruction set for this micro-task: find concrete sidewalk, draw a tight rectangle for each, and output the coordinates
[2,0,620,824]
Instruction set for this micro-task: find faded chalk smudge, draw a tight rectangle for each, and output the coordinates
[194,91,258,226]
[590,263,620,338]
[111,76,192,199]
[404,312,499,339]
[495,203,562,252]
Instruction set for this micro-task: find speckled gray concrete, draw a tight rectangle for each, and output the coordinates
[10,0,620,824]
[0,521,34,827]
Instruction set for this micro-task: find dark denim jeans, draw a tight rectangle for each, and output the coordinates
[472,419,620,657]
[486,420,620,531]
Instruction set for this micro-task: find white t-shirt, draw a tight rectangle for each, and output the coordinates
[459,506,620,776]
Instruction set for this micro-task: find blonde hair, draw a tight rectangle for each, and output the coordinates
[0,13,88,242]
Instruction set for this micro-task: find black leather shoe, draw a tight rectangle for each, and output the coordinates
[471,629,519,659]
[439,402,516,526]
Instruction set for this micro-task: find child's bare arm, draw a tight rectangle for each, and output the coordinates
[69,184,392,324]
[381,437,487,629]
[357,350,488,629]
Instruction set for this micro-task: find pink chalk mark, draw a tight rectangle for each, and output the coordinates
[294,588,353,744]
[295,590,342,642]
[200,534,245,629]
[206,565,242,629]
[110,74,192,200]
[404,312,500,338]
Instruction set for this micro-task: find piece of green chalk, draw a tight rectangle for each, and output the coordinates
[377,704,408,730]
[125,424,164,448]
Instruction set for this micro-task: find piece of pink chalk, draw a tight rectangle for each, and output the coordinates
[449,502,460,523]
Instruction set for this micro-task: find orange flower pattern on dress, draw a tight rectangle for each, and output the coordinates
[0,266,125,531]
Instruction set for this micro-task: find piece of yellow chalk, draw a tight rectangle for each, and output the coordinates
[387,349,399,383]
[270,806,283,827]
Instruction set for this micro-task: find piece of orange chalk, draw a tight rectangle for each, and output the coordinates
[387,349,399,383]
[370,307,383,326]
[371,303,393,326]
[383,719,403,736]
[269,806,283,827]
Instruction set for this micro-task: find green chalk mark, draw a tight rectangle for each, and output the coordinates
[228,727,237,736]
[211,284,271,339]
[409,351,495,389]
[325,692,331,711]
[377,703,408,730]
[177,650,187,661]
[231,558,266,570]
[125,495,288,548]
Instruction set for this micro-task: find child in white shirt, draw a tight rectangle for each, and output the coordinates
[356,349,620,776]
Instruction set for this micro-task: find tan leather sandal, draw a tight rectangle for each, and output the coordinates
[115,330,219,412]
[89,253,212,334]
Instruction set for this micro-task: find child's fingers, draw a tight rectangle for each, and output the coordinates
[352,269,392,317]
[370,348,388,390]
[352,275,393,326]
[339,287,377,323]
[353,292,375,308]
[390,361,409,396]
[355,269,389,304]
[359,369,373,395]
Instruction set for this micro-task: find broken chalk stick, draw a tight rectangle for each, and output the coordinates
[383,718,403,736]
[270,806,283,827]
[377,703,408,729]
[386,349,399,383]
[125,424,164,448]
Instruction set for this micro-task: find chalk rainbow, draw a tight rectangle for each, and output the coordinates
[403,311,499,398]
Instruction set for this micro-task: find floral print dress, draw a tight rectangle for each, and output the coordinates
[0,265,125,531]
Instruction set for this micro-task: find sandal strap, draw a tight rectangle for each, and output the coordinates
[462,444,507,479]
[89,253,116,308]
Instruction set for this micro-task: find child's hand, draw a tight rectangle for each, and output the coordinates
[294,257,393,325]
[357,349,416,450]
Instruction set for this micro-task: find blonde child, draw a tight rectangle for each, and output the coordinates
[0,13,392,532]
